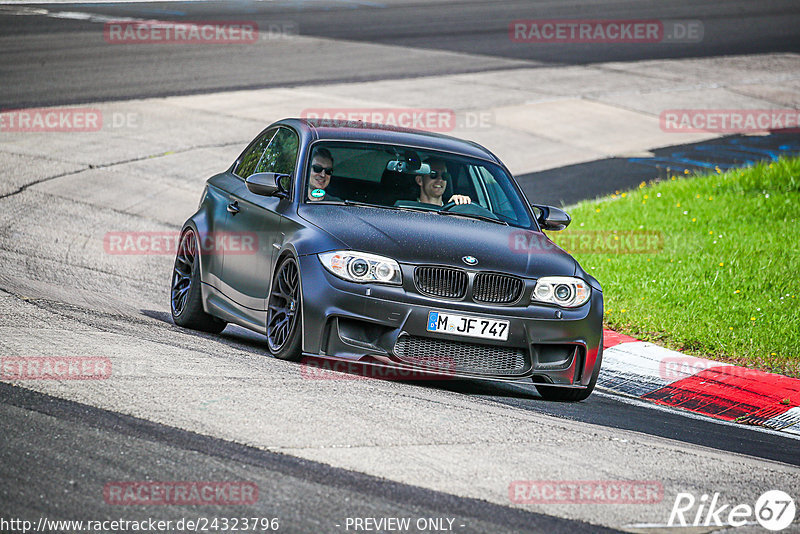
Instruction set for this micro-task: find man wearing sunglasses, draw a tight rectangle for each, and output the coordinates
[307,147,339,202]
[415,158,471,207]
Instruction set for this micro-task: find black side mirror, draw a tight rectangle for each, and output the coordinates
[531,204,571,231]
[246,172,290,197]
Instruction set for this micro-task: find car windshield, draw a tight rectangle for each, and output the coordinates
[303,141,533,227]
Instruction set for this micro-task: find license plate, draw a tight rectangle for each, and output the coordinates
[426,311,509,341]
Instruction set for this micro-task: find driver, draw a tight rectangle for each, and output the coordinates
[307,147,339,202]
[415,158,471,207]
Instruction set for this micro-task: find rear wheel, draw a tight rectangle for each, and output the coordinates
[266,256,303,361]
[535,341,603,402]
[170,228,227,334]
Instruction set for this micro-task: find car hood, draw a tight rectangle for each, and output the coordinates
[297,204,577,278]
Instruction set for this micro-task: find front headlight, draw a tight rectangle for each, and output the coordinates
[318,251,402,285]
[532,276,590,307]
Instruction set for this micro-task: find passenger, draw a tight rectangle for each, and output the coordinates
[415,158,471,206]
[307,147,339,202]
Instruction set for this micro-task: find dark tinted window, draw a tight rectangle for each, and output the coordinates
[234,128,277,178]
[255,127,299,176]
[304,141,532,228]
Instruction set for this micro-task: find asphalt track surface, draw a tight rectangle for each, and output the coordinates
[1,383,610,534]
[2,1,800,532]
[0,0,798,107]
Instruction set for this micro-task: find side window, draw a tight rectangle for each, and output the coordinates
[255,127,299,176]
[235,129,277,178]
[478,167,517,222]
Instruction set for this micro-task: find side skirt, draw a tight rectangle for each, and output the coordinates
[203,283,267,335]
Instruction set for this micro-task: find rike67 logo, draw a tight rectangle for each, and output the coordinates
[669,490,796,531]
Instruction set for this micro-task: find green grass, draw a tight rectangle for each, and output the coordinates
[551,156,800,377]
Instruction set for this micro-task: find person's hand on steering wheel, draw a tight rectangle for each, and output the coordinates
[447,194,471,205]
[440,194,472,211]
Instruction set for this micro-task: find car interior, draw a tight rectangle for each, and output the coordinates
[306,143,529,227]
[320,147,471,207]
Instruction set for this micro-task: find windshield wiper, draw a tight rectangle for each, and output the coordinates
[336,200,419,213]
[313,199,395,209]
[342,200,400,210]
[437,210,509,225]
[317,199,432,214]
[321,200,508,224]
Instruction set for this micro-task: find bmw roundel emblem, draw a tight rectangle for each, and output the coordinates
[462,255,478,266]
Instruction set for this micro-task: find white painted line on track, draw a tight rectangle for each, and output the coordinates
[762,407,800,435]
[0,5,170,25]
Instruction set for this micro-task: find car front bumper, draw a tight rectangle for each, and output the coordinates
[298,255,603,387]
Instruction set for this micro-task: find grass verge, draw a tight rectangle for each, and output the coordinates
[551,156,800,377]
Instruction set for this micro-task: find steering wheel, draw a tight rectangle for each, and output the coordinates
[440,201,458,211]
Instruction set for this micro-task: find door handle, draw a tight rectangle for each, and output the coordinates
[227,201,240,214]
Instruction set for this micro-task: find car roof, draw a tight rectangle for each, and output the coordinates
[274,117,502,164]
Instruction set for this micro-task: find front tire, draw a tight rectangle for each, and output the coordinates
[170,228,227,334]
[535,342,603,402]
[266,256,303,361]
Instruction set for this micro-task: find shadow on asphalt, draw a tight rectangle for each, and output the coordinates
[141,308,271,355]
[144,307,547,399]
[141,308,800,466]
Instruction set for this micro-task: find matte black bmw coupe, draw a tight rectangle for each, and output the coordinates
[170,118,603,400]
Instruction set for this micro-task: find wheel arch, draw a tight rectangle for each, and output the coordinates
[178,216,213,315]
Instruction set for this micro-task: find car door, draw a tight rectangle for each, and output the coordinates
[201,128,277,291]
[220,126,299,311]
